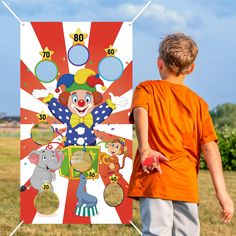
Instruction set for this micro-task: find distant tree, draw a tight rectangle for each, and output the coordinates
[0,112,6,120]
[200,126,236,170]
[210,103,236,129]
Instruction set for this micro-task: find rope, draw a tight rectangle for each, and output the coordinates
[129,220,142,235]
[2,1,24,26]
[9,221,24,236]
[130,1,151,25]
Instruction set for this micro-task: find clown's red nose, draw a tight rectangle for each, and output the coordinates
[78,99,85,107]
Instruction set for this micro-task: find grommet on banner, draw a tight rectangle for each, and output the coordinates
[1,1,25,26]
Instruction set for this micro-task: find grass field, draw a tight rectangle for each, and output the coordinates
[0,130,235,236]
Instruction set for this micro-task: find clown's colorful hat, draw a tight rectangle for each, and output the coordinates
[56,68,106,93]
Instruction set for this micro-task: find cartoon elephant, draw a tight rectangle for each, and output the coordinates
[21,149,64,192]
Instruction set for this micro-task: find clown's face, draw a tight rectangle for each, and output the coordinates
[68,90,95,117]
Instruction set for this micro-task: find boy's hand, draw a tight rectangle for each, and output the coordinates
[140,149,168,174]
[216,191,234,223]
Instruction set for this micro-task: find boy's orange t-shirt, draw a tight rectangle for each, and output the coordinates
[128,80,218,203]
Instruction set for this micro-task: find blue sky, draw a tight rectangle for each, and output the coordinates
[0,0,236,115]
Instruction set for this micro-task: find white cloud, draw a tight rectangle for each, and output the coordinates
[120,3,191,31]
[3,1,195,32]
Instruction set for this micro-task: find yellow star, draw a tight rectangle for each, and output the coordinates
[62,136,67,142]
[39,47,54,61]
[36,111,48,123]
[69,28,88,46]
[105,45,117,57]
[109,174,119,183]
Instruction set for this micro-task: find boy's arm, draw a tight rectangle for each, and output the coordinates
[133,107,149,154]
[201,141,234,223]
[133,107,168,174]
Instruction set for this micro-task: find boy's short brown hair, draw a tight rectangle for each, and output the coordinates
[159,33,198,75]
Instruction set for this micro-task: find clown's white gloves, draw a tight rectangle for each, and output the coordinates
[109,92,128,107]
[32,87,54,99]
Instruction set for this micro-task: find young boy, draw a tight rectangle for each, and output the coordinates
[128,33,234,236]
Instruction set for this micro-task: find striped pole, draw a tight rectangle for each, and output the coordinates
[75,205,98,217]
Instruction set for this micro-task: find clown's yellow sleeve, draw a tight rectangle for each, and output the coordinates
[106,99,116,110]
[42,93,54,103]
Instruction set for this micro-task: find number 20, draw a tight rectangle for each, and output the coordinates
[43,185,49,190]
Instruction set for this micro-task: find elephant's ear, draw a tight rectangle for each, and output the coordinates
[29,151,40,165]
[55,150,64,162]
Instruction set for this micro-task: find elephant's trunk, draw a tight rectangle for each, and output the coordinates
[50,152,63,170]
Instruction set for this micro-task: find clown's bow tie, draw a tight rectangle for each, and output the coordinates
[70,113,93,128]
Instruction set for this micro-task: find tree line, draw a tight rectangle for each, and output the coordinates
[201,103,236,170]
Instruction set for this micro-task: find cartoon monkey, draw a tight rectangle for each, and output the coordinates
[100,138,129,178]
[33,68,128,147]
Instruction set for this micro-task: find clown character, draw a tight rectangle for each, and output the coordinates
[33,68,128,147]
[99,138,129,178]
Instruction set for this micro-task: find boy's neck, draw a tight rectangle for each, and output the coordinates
[161,73,186,85]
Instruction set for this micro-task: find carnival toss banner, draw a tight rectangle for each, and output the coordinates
[20,22,133,224]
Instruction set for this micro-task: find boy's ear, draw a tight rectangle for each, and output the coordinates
[157,57,164,71]
[186,63,195,75]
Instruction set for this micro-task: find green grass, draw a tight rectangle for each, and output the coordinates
[0,132,235,236]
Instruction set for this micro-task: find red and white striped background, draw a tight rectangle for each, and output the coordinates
[20,22,133,224]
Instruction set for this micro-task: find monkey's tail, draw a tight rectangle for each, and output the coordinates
[20,185,31,192]
[120,153,130,169]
